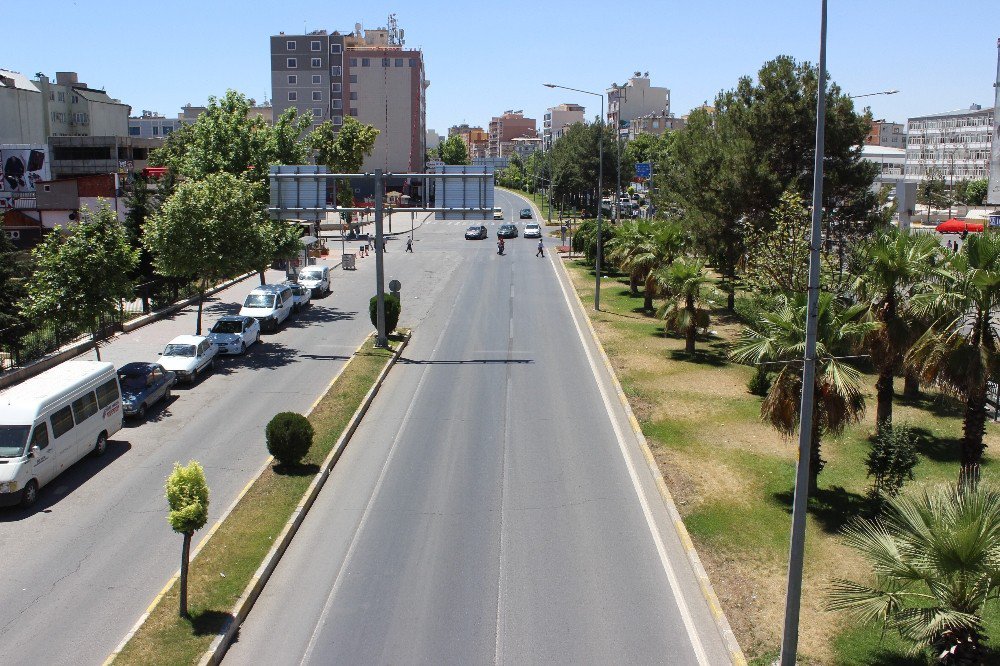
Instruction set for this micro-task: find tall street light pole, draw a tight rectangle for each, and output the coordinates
[780,1,827,664]
[544,82,605,310]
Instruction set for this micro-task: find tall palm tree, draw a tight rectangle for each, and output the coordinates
[606,220,686,311]
[655,258,711,354]
[852,228,939,432]
[906,231,1000,487]
[730,292,874,492]
[829,484,1000,664]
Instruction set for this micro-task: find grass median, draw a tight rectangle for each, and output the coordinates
[560,257,998,665]
[114,334,401,666]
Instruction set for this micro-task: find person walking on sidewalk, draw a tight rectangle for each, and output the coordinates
[536,238,544,257]
[406,236,413,252]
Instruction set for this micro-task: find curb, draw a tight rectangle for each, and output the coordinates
[198,331,410,665]
[553,255,747,666]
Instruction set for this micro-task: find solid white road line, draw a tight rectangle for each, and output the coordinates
[547,251,712,666]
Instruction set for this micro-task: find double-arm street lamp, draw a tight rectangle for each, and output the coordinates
[544,82,605,310]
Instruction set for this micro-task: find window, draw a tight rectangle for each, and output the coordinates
[30,424,49,450]
[331,43,342,54]
[49,92,54,100]
[312,74,321,84]
[362,58,370,67]
[288,91,297,101]
[350,108,358,117]
[350,75,358,83]
[152,126,159,135]
[331,99,342,109]
[350,92,357,100]
[332,115,342,125]
[350,58,358,67]
[331,65,342,76]
[286,40,296,50]
[129,126,141,136]
[50,405,74,439]
[311,58,321,68]
[409,59,417,67]
[312,91,322,101]
[313,108,323,118]
[288,74,297,84]
[72,95,79,103]
[311,40,321,51]
[382,58,390,67]
[72,392,99,424]
[57,91,65,102]
[287,57,297,68]
[331,83,341,93]
[395,58,403,67]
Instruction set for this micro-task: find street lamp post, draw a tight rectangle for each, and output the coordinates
[544,82,605,310]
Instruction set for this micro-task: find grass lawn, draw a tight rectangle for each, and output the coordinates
[561,257,998,665]
[114,336,400,666]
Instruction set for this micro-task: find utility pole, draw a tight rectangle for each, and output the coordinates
[780,2,827,665]
[374,169,388,348]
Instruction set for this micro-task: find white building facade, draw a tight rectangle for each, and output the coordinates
[607,73,670,131]
[904,104,993,182]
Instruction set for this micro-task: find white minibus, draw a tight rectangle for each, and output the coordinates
[0,361,123,508]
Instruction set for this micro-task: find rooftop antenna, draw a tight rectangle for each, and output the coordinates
[388,13,403,46]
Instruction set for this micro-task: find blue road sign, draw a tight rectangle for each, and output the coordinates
[635,162,651,179]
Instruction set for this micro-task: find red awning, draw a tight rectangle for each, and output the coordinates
[142,167,169,178]
[936,218,984,233]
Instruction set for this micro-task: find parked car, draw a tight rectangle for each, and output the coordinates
[519,208,532,219]
[240,284,294,332]
[465,225,488,240]
[497,224,519,239]
[207,315,260,355]
[493,208,503,220]
[523,222,542,238]
[298,265,330,296]
[284,282,312,312]
[159,335,218,384]
[117,362,176,419]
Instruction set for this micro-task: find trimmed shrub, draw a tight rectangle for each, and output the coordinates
[266,412,314,466]
[866,423,919,504]
[369,293,401,333]
[747,366,772,397]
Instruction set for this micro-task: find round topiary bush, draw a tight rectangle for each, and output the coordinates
[747,366,772,397]
[369,293,401,333]
[265,412,314,466]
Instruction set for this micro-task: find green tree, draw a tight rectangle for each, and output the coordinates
[165,461,209,618]
[251,219,304,285]
[865,423,919,503]
[266,412,314,467]
[20,203,138,360]
[829,484,1000,663]
[907,232,1000,486]
[918,172,951,211]
[606,219,685,309]
[730,292,873,492]
[143,173,264,335]
[852,228,939,432]
[309,117,380,222]
[270,107,313,166]
[655,258,712,354]
[964,179,989,206]
[437,135,469,165]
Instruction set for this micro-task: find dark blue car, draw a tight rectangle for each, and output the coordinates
[117,362,176,420]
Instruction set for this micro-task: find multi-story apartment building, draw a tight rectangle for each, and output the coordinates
[447,124,488,160]
[543,103,585,150]
[506,136,542,161]
[179,102,273,124]
[607,73,670,131]
[866,119,906,148]
[627,110,684,140]
[0,70,129,143]
[488,111,536,157]
[128,111,183,139]
[270,22,427,176]
[904,104,994,182]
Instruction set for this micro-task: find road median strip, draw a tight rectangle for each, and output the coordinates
[109,330,410,666]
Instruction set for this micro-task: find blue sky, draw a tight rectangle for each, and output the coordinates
[5,1,999,134]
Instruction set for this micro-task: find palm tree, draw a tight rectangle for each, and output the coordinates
[606,220,686,311]
[906,232,1000,486]
[829,484,1000,664]
[730,292,874,493]
[655,258,711,354]
[852,228,939,432]
[606,221,651,296]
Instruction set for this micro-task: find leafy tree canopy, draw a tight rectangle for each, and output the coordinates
[437,135,469,165]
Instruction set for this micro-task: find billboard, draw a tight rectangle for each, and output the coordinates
[0,145,50,211]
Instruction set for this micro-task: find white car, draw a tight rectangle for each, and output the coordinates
[207,316,260,355]
[158,335,218,383]
[298,265,330,296]
[523,223,542,238]
[493,208,503,220]
[285,282,312,313]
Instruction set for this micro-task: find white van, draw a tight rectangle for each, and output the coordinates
[0,361,123,508]
[298,265,330,297]
[239,284,294,332]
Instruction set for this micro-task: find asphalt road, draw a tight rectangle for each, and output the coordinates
[224,190,733,665]
[0,213,451,665]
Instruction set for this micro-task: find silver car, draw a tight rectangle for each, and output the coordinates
[207,316,261,355]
